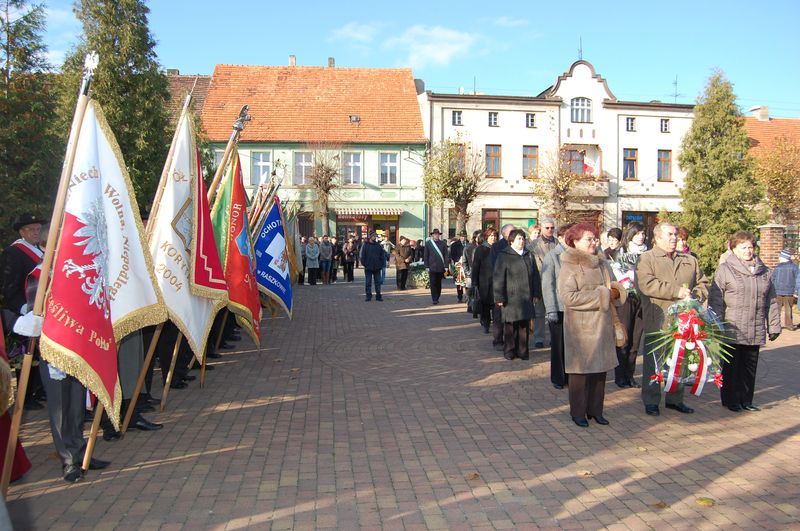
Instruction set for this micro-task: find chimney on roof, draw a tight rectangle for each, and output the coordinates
[289,55,296,66]
[166,68,179,75]
[749,105,770,121]
[328,57,335,67]
[414,78,425,95]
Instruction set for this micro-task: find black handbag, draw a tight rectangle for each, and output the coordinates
[467,286,480,317]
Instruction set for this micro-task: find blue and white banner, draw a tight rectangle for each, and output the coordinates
[253,197,293,318]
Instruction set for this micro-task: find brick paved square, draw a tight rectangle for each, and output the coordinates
[5,272,800,529]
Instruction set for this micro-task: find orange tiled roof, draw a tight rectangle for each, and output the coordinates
[201,65,426,145]
[745,116,800,157]
[166,74,211,123]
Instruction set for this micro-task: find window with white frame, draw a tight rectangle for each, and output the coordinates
[522,145,538,178]
[379,152,399,185]
[660,118,670,133]
[292,151,313,185]
[526,113,536,128]
[342,151,362,185]
[251,151,272,186]
[626,117,636,132]
[488,111,499,127]
[570,97,592,123]
[452,110,463,126]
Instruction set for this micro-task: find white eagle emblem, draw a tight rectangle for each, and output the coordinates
[62,197,111,318]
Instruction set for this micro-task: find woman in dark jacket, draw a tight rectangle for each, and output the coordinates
[709,230,781,412]
[493,229,541,360]
[414,239,424,262]
[471,228,497,334]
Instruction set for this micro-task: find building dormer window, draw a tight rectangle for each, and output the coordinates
[660,118,670,133]
[488,111,499,127]
[526,113,536,128]
[452,110,462,126]
[626,117,636,132]
[570,97,592,123]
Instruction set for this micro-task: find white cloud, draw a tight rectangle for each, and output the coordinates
[383,25,478,69]
[330,21,381,44]
[494,16,528,28]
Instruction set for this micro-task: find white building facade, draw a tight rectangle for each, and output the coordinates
[418,60,694,237]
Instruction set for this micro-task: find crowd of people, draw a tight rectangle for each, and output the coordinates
[349,218,797,429]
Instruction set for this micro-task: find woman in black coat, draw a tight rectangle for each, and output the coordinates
[471,228,497,334]
[493,229,541,360]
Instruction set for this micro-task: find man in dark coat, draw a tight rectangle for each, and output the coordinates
[1,213,46,316]
[360,232,385,301]
[424,229,449,304]
[493,229,541,360]
[488,224,515,349]
[449,231,468,302]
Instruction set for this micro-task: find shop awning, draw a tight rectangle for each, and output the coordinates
[336,208,404,216]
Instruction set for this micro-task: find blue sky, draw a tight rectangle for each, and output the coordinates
[40,0,800,117]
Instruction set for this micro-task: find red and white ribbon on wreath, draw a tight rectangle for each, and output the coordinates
[664,340,685,393]
[689,340,710,396]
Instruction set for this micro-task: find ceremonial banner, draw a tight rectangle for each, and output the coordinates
[254,196,293,318]
[40,100,167,428]
[210,150,261,343]
[148,110,227,359]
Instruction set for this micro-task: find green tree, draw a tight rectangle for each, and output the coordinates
[0,0,61,243]
[677,71,765,273]
[423,135,485,234]
[57,0,170,210]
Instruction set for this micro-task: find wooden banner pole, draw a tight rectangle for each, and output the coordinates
[81,402,104,472]
[1,53,97,497]
[159,333,183,412]
[121,323,163,433]
[214,311,229,352]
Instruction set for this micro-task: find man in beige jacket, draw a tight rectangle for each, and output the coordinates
[637,222,710,416]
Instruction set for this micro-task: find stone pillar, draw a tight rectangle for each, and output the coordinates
[758,224,786,267]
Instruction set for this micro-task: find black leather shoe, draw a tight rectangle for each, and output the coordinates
[432,300,439,305]
[616,380,631,388]
[519,355,529,360]
[133,418,163,431]
[645,405,660,416]
[493,343,504,352]
[483,326,490,334]
[228,333,242,341]
[587,414,610,425]
[375,296,383,301]
[219,341,234,350]
[144,396,161,406]
[102,429,121,442]
[741,404,760,412]
[182,375,197,382]
[572,416,589,428]
[170,381,188,389]
[553,383,564,390]
[207,351,222,359]
[629,379,641,388]
[63,464,84,483]
[24,400,44,410]
[535,342,545,348]
[727,404,742,412]
[87,457,110,470]
[665,403,694,414]
[137,403,155,413]
[365,296,371,302]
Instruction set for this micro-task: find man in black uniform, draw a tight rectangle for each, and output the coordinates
[1,213,47,410]
[424,229,449,305]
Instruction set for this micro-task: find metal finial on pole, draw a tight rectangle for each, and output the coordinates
[233,105,251,132]
[80,51,99,96]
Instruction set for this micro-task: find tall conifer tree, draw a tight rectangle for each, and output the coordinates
[677,71,765,273]
[57,0,170,209]
[0,0,60,242]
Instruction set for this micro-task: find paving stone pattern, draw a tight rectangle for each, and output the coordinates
[6,270,800,530]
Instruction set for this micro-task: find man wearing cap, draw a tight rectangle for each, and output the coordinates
[449,231,468,302]
[1,213,48,410]
[773,249,799,330]
[424,229,449,304]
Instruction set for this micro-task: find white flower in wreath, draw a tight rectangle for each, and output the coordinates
[688,363,699,373]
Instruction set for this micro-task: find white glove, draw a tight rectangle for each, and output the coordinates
[13,312,43,337]
[49,364,66,381]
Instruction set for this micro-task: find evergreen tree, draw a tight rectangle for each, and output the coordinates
[57,0,170,210]
[0,0,61,242]
[677,71,765,273]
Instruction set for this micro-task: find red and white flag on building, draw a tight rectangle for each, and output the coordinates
[148,105,227,359]
[40,100,167,429]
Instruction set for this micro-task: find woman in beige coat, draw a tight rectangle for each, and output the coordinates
[557,223,626,427]
[709,230,781,412]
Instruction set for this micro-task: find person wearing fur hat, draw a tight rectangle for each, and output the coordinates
[557,223,626,427]
[772,248,798,331]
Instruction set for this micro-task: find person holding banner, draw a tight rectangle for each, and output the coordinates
[637,222,709,417]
